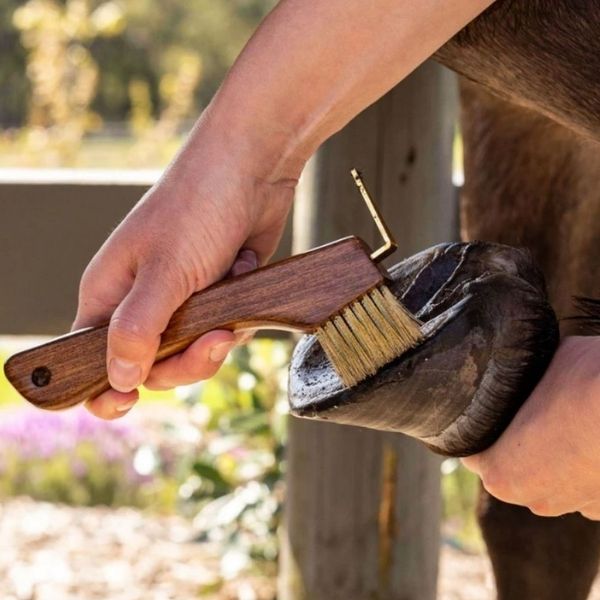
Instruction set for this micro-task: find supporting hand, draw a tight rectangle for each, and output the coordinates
[463,336,600,519]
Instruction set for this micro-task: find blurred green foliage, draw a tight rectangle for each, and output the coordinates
[0,0,275,127]
[1,334,482,574]
[0,407,181,509]
[0,337,290,581]
[0,1,28,127]
[0,0,275,166]
[179,340,289,574]
[441,458,483,551]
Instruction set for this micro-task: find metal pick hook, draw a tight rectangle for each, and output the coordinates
[350,168,397,262]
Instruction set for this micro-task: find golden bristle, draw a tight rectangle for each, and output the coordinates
[316,285,424,388]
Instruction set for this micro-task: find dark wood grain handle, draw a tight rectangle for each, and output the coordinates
[4,236,383,410]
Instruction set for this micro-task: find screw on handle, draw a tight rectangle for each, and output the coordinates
[31,366,52,387]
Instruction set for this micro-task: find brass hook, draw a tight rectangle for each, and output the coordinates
[350,168,397,262]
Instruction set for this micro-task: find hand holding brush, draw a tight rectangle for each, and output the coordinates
[4,172,423,411]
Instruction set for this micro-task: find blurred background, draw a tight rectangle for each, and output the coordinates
[0,0,273,169]
[0,1,492,599]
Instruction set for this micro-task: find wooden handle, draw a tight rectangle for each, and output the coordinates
[4,236,384,410]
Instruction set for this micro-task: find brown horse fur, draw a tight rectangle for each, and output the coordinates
[436,1,600,598]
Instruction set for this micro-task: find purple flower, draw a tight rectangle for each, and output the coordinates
[0,407,138,463]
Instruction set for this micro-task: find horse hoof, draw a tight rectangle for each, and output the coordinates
[288,241,559,457]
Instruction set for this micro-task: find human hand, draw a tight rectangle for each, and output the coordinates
[462,336,600,519]
[72,0,499,422]
[73,118,295,419]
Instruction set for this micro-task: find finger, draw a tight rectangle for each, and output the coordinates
[85,388,139,420]
[145,327,259,390]
[228,248,259,277]
[462,451,527,506]
[144,329,236,390]
[229,250,259,344]
[106,264,190,393]
[576,496,600,521]
[72,243,136,331]
[580,504,600,521]
[527,498,574,518]
[461,455,482,475]
[143,250,258,390]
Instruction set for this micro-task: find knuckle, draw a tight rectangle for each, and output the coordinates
[144,367,174,391]
[479,467,512,501]
[109,315,153,346]
[528,500,559,518]
[78,270,92,296]
[194,362,221,382]
[78,264,99,301]
[580,510,600,522]
[143,253,199,298]
[85,399,114,421]
[172,364,218,387]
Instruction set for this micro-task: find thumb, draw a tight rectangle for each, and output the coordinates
[106,267,190,393]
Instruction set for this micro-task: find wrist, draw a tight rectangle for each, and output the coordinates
[188,96,307,189]
[154,105,298,230]
[153,109,296,253]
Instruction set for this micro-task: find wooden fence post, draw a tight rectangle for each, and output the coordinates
[279,61,458,600]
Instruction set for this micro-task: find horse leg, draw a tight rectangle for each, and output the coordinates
[478,492,600,599]
[460,80,600,599]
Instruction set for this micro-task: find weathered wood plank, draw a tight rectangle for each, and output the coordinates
[0,178,292,335]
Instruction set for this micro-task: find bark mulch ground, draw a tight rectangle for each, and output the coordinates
[1,497,599,599]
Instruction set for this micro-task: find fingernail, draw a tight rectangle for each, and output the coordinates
[209,341,236,363]
[231,261,257,277]
[116,399,137,413]
[239,249,258,267]
[109,358,142,392]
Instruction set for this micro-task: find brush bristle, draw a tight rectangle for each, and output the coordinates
[316,285,424,388]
